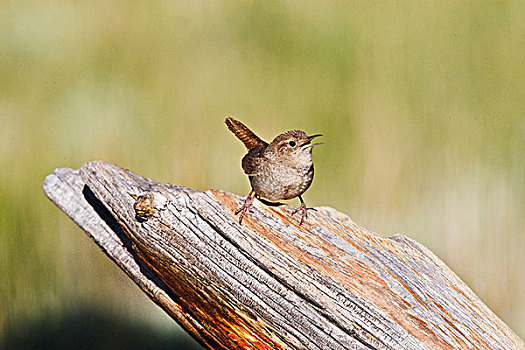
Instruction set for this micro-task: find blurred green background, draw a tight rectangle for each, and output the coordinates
[1,1,524,348]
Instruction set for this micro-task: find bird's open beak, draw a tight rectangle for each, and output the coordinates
[301,134,323,147]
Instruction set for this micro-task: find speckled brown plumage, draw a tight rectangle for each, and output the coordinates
[225,117,322,226]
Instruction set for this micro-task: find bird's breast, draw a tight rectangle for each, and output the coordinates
[249,159,314,201]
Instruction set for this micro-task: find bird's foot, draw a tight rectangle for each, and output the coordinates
[291,201,308,226]
[235,191,254,224]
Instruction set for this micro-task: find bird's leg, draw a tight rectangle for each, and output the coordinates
[235,189,255,224]
[291,195,308,226]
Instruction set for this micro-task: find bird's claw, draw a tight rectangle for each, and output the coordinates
[292,201,308,226]
[235,191,254,224]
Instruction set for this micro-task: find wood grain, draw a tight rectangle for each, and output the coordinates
[43,161,524,350]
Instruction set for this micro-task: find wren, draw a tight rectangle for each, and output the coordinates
[225,117,322,226]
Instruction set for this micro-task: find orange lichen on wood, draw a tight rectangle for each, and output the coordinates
[210,189,523,350]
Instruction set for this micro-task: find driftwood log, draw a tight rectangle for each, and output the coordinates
[43,161,524,350]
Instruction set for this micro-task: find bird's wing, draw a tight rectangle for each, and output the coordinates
[241,146,266,176]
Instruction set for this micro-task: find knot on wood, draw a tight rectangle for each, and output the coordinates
[132,193,156,221]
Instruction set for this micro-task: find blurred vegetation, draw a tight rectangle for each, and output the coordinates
[3,305,201,350]
[1,0,524,347]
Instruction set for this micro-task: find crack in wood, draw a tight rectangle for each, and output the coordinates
[81,184,224,349]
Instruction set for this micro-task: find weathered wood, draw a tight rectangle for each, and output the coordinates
[43,160,524,350]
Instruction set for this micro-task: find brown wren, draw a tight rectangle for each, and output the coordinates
[225,117,322,226]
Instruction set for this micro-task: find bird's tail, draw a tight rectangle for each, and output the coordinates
[225,117,267,150]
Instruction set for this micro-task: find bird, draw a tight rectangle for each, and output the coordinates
[225,117,322,226]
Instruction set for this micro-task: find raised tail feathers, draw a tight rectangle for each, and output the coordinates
[225,117,267,150]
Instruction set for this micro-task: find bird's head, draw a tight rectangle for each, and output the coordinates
[267,130,322,166]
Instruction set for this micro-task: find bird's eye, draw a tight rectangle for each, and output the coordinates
[288,140,296,147]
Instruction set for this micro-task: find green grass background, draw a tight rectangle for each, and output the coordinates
[1,1,524,347]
